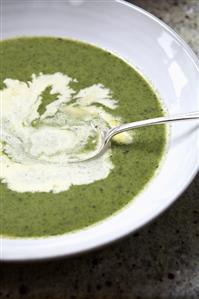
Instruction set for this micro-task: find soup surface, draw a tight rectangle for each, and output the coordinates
[0,37,166,237]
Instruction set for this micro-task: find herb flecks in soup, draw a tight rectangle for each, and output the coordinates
[0,37,166,237]
[1,73,132,193]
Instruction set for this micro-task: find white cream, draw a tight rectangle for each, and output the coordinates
[0,73,133,193]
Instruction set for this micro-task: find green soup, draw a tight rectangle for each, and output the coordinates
[0,37,166,237]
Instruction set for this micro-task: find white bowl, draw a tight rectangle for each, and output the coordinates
[1,0,199,261]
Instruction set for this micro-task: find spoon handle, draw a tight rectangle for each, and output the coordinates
[108,111,199,140]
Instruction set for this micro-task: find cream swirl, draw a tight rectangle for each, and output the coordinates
[0,73,132,193]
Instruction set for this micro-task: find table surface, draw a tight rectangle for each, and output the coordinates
[1,1,199,299]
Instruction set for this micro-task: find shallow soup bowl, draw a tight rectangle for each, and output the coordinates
[1,0,199,261]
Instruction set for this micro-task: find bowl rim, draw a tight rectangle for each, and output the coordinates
[1,0,199,262]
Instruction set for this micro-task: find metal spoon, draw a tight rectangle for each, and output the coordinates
[71,111,199,163]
